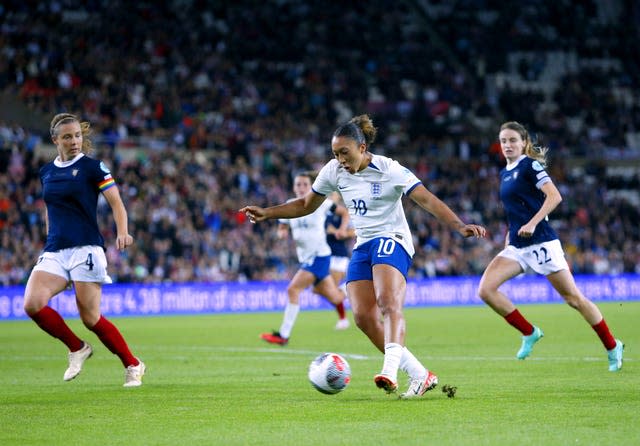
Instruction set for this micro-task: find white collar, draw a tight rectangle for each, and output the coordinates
[505,154,526,171]
[54,153,84,167]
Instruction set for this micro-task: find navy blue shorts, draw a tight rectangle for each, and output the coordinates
[301,255,331,285]
[346,237,411,282]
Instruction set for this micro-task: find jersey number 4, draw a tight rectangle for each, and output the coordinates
[85,253,94,271]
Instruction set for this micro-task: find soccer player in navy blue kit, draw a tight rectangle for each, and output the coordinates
[478,121,624,371]
[23,113,146,386]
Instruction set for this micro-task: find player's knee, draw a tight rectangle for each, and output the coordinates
[377,299,402,318]
[477,283,495,302]
[352,312,366,329]
[353,311,375,332]
[80,311,100,329]
[23,295,46,316]
[563,293,583,310]
[286,287,301,302]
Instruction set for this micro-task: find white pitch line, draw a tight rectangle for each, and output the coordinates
[117,345,639,363]
[0,346,632,363]
[139,345,375,361]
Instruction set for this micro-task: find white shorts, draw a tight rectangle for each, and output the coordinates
[32,245,112,284]
[330,256,349,273]
[498,239,569,276]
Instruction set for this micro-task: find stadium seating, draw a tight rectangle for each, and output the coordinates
[0,1,639,284]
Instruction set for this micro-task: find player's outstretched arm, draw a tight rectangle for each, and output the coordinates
[240,191,326,223]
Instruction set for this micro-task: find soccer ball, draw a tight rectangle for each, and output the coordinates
[308,353,351,394]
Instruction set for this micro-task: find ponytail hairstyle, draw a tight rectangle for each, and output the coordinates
[50,113,93,154]
[500,121,548,167]
[333,114,377,148]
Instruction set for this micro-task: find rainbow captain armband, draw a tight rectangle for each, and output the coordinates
[98,175,116,191]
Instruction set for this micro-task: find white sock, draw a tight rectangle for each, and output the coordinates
[399,346,427,380]
[379,343,403,381]
[279,303,300,339]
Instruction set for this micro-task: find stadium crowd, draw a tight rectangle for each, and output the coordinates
[1,0,640,285]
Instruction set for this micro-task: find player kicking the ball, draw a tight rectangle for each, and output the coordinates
[242,115,486,398]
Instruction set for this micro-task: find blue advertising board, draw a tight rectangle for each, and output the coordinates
[1,275,639,320]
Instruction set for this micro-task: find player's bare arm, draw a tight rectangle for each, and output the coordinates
[241,191,326,223]
[102,186,134,250]
[518,181,562,238]
[332,204,351,240]
[409,184,486,238]
[44,207,49,236]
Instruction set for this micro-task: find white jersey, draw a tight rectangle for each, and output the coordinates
[279,198,334,264]
[313,154,421,257]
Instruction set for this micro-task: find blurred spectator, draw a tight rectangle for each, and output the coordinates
[0,0,639,284]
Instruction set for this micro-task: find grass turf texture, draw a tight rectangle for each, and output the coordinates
[1,302,638,446]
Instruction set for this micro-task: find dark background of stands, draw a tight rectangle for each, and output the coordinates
[1,0,640,285]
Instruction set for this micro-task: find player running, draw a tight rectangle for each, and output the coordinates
[259,171,349,345]
[23,113,145,387]
[478,121,624,371]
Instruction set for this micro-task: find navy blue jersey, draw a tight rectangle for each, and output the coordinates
[499,156,558,248]
[325,209,350,257]
[40,154,116,252]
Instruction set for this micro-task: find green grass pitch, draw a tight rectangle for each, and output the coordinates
[1,302,638,446]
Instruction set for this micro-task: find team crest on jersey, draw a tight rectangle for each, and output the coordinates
[371,182,382,197]
[99,161,111,174]
[513,171,519,179]
[72,169,78,177]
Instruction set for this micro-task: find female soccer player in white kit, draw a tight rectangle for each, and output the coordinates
[260,172,349,345]
[242,115,485,398]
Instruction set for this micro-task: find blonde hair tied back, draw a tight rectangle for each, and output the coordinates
[50,113,93,154]
[500,121,548,167]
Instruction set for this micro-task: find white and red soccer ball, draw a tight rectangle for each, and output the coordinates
[308,353,351,394]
